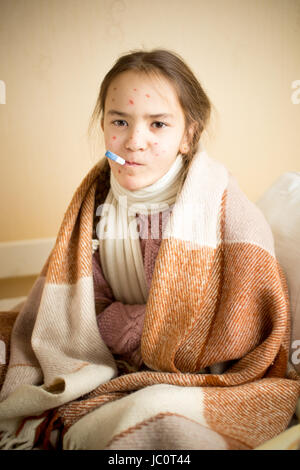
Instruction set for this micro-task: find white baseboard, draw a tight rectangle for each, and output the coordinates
[0,297,27,310]
[0,238,56,279]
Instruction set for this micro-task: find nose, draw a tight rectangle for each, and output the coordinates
[125,126,147,152]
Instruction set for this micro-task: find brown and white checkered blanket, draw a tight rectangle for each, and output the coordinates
[0,148,299,450]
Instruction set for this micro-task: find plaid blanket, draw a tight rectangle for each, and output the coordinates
[0,147,299,450]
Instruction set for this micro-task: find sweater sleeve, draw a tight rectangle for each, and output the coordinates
[92,250,115,313]
[96,302,145,368]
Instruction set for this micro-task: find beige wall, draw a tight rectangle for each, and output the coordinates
[0,0,299,243]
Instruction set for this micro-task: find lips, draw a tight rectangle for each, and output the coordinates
[125,161,142,166]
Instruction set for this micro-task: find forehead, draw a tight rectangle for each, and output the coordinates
[106,70,181,110]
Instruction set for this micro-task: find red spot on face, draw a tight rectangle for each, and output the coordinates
[154,142,158,145]
[112,136,117,140]
[129,99,134,105]
[133,88,137,91]
[118,169,121,174]
[155,153,159,157]
[146,94,150,98]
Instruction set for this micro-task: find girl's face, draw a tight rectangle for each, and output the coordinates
[101,70,191,191]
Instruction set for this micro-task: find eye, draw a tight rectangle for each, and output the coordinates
[112,120,128,127]
[152,121,167,129]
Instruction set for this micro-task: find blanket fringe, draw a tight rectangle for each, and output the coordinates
[0,415,46,450]
[33,409,63,450]
[0,430,34,450]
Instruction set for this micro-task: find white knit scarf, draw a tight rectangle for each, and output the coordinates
[96,154,185,305]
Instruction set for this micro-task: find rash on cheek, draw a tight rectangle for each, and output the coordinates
[129,99,134,105]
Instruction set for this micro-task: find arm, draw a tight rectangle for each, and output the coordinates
[92,250,115,311]
[97,302,145,368]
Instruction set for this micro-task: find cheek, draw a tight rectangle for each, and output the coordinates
[108,135,119,150]
[153,142,167,157]
[153,143,161,157]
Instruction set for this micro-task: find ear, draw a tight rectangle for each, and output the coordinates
[179,141,189,154]
[179,131,190,154]
[179,122,197,154]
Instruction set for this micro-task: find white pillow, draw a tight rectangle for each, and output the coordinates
[256,172,300,374]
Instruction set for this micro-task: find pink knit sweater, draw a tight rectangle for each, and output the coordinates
[93,211,169,369]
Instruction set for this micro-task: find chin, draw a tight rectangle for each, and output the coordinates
[119,177,149,192]
[123,181,144,191]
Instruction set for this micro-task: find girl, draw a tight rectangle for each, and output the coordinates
[90,49,211,371]
[0,49,299,451]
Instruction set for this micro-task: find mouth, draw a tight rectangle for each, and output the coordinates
[124,161,143,166]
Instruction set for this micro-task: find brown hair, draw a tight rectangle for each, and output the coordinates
[88,48,212,176]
